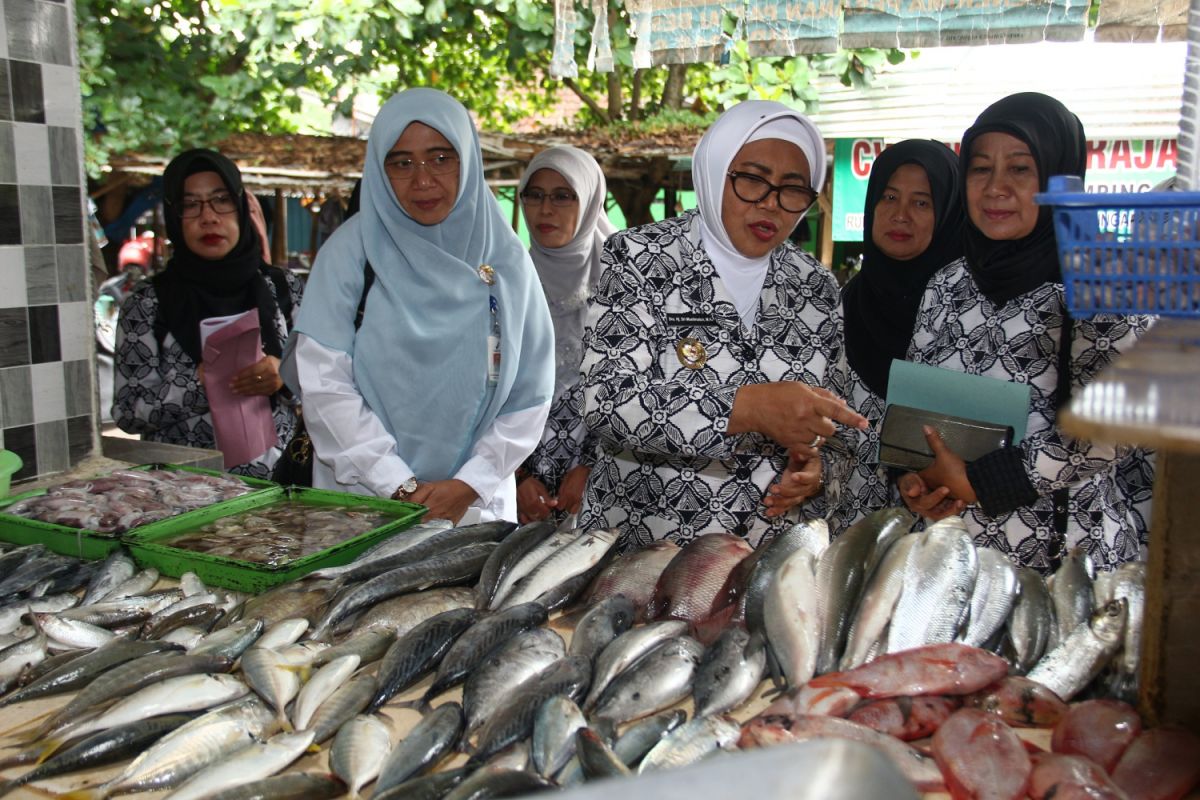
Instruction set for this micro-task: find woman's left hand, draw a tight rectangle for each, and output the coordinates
[555,466,591,516]
[763,449,822,518]
[916,425,978,505]
[409,479,479,524]
[231,356,282,396]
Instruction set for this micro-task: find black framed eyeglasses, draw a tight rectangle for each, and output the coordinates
[384,153,460,180]
[727,172,817,214]
[520,188,579,208]
[179,193,238,218]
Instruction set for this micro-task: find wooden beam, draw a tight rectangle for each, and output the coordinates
[272,189,287,266]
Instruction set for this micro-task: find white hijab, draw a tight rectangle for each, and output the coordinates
[519,145,617,401]
[692,101,827,325]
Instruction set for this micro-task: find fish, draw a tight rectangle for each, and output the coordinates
[569,594,636,664]
[314,520,514,585]
[200,772,345,800]
[310,629,394,668]
[932,708,1031,800]
[531,553,616,613]
[958,547,1019,649]
[764,546,822,688]
[190,619,265,660]
[592,635,703,724]
[1005,567,1056,674]
[575,728,632,779]
[4,637,178,712]
[885,519,978,655]
[470,655,591,765]
[815,507,913,674]
[1026,599,1127,702]
[368,607,479,713]
[965,676,1069,728]
[330,715,392,798]
[583,620,689,711]
[164,729,317,800]
[310,543,496,640]
[488,529,579,610]
[354,519,455,561]
[60,590,183,628]
[350,587,475,639]
[1048,548,1096,649]
[531,695,587,779]
[498,529,620,609]
[809,642,1010,699]
[440,767,554,800]
[0,553,76,598]
[0,593,78,636]
[241,647,303,731]
[1028,753,1128,800]
[230,582,333,628]
[638,714,741,773]
[0,713,195,797]
[840,534,918,671]
[103,568,161,602]
[743,520,829,644]
[32,613,117,650]
[306,673,378,745]
[612,709,688,768]
[765,683,864,718]
[463,627,566,737]
[250,618,310,651]
[693,627,767,717]
[374,702,463,793]
[1111,727,1200,800]
[583,540,680,619]
[422,601,547,704]
[0,632,46,694]
[292,655,360,731]
[846,696,962,741]
[371,768,468,800]
[1105,561,1146,701]
[1050,699,1142,772]
[474,520,557,610]
[646,533,754,626]
[142,604,225,640]
[81,550,137,606]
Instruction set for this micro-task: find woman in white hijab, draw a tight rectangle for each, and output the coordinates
[514,146,617,524]
[578,100,866,550]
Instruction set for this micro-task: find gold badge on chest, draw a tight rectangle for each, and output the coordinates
[478,264,496,285]
[676,337,708,370]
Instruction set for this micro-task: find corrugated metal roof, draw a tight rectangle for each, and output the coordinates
[805,39,1188,141]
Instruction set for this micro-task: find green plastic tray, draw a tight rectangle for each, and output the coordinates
[121,486,427,593]
[0,464,276,560]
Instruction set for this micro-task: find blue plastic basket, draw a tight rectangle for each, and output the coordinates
[1036,175,1200,319]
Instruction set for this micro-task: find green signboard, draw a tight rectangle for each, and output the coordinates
[832,137,1179,242]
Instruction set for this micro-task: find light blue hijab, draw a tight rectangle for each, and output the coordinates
[295,88,554,481]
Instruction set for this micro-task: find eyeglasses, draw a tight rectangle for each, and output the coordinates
[179,193,238,218]
[520,189,579,208]
[727,172,817,214]
[384,153,460,180]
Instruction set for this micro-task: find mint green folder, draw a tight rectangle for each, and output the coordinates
[886,360,1033,444]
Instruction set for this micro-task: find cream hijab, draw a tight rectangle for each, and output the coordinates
[519,145,617,400]
[692,101,827,324]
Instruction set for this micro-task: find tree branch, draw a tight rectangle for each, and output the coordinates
[562,77,610,124]
[630,68,644,121]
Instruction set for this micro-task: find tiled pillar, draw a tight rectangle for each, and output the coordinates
[0,0,95,482]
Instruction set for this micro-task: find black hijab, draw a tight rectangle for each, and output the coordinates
[960,92,1086,308]
[842,140,964,397]
[154,148,283,365]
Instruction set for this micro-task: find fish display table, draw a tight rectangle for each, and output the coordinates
[1060,318,1200,735]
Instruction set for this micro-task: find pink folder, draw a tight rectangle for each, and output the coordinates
[200,310,279,469]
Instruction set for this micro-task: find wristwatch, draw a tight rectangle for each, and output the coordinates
[392,477,418,501]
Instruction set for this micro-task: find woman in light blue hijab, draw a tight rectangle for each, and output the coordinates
[292,88,555,523]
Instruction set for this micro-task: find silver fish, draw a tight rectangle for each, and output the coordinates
[292,654,360,731]
[815,508,913,673]
[764,547,821,688]
[0,594,76,635]
[254,618,310,651]
[0,632,46,693]
[693,627,767,717]
[592,636,704,724]
[32,613,116,650]
[488,529,579,610]
[1006,567,1056,674]
[532,695,587,778]
[165,729,316,800]
[81,550,136,606]
[162,627,206,650]
[306,673,378,745]
[574,727,632,779]
[483,741,531,771]
[60,591,183,627]
[350,587,475,639]
[638,713,741,773]
[330,714,392,798]
[1110,561,1146,688]
[179,572,209,597]
[1027,598,1127,701]
[463,627,566,737]
[744,519,829,643]
[1049,547,1095,647]
[425,601,547,702]
[569,594,636,664]
[190,619,264,660]
[583,620,689,711]
[840,534,918,670]
[64,673,250,741]
[886,519,978,654]
[306,519,454,580]
[612,709,688,767]
[498,529,620,609]
[200,772,344,800]
[375,701,463,793]
[310,629,394,668]
[958,547,1019,648]
[104,568,161,601]
[475,520,557,610]
[240,647,301,730]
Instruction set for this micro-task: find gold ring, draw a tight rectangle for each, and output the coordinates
[256,375,263,382]
[809,435,823,448]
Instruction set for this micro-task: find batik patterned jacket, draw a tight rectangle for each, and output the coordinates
[112,271,304,478]
[828,369,897,537]
[578,210,852,550]
[907,258,1153,571]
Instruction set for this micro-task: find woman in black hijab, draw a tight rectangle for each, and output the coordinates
[112,149,304,477]
[899,93,1154,572]
[832,139,963,535]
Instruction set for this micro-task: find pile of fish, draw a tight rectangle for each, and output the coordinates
[165,503,395,566]
[3,470,254,534]
[0,507,1190,800]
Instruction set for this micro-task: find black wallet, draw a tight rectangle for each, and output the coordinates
[878,404,1014,471]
